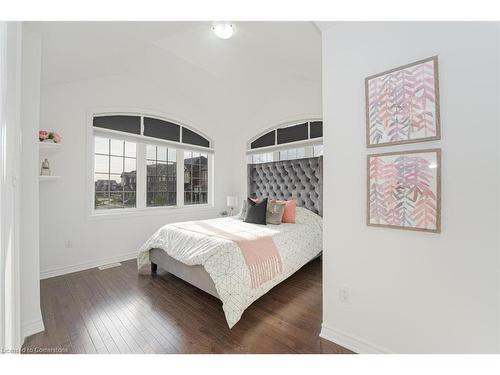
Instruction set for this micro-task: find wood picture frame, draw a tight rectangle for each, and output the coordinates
[367,148,441,233]
[365,56,441,148]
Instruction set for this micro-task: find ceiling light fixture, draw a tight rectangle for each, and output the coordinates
[211,22,235,39]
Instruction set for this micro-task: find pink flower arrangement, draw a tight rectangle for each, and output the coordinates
[39,130,48,141]
[52,133,62,143]
[39,130,62,143]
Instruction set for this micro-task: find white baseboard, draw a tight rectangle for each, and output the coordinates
[320,324,391,354]
[23,318,45,340]
[40,251,137,279]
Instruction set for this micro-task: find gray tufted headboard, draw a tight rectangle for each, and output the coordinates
[247,156,323,216]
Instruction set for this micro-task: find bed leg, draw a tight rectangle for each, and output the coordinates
[151,262,158,273]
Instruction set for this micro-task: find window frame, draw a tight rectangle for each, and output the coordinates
[246,118,323,163]
[93,136,138,210]
[182,150,210,206]
[86,109,215,218]
[145,144,178,208]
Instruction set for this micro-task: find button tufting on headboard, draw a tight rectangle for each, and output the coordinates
[247,156,323,216]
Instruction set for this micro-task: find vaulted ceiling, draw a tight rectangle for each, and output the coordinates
[28,21,320,84]
[27,21,322,128]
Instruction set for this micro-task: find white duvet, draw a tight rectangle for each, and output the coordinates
[137,207,322,328]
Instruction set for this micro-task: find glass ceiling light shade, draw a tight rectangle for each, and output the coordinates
[211,22,235,39]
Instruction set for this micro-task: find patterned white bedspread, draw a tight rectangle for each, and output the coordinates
[137,207,322,328]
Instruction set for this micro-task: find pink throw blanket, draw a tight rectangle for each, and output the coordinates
[173,221,283,288]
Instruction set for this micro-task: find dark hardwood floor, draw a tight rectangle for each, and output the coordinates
[23,257,352,354]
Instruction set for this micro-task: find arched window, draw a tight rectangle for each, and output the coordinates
[91,112,213,213]
[247,119,323,164]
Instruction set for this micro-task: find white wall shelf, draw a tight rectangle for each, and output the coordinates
[39,175,61,182]
[39,142,62,151]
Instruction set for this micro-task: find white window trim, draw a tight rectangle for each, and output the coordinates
[86,108,215,219]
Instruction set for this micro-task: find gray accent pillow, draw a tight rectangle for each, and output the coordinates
[244,198,268,225]
[266,201,286,225]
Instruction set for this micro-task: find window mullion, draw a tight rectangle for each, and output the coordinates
[122,141,125,207]
[136,142,146,209]
[208,153,214,206]
[107,139,111,200]
[177,149,184,207]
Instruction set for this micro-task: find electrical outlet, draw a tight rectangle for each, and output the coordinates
[64,240,72,249]
[339,285,350,303]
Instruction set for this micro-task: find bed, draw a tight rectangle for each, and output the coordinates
[137,156,323,328]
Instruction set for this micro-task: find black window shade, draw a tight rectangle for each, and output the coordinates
[93,115,141,135]
[144,117,180,142]
[182,127,210,148]
[277,123,308,144]
[310,121,323,139]
[251,130,275,149]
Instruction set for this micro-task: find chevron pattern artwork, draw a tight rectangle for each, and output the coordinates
[365,56,440,147]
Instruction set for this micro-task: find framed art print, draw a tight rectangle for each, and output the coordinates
[367,149,441,233]
[365,56,440,148]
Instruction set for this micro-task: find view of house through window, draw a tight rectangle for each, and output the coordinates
[146,145,177,207]
[184,151,208,205]
[94,137,137,209]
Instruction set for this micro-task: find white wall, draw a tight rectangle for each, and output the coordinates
[321,22,499,353]
[39,74,240,277]
[1,21,23,350]
[20,27,44,339]
[228,80,323,201]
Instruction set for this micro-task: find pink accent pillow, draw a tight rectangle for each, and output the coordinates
[271,199,296,223]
